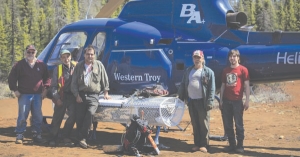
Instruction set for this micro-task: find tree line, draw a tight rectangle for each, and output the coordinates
[0,0,108,81]
[0,0,299,81]
[229,0,300,31]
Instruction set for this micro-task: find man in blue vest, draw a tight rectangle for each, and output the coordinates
[49,49,77,146]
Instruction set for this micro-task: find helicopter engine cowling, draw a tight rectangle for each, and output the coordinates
[226,11,248,29]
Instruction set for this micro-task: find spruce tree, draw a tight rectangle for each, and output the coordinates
[277,1,286,31]
[255,0,264,31]
[73,0,80,21]
[284,0,297,31]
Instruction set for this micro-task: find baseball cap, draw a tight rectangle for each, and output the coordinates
[26,45,36,51]
[193,50,204,57]
[60,49,71,56]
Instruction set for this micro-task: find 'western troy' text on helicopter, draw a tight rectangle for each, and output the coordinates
[38,0,300,128]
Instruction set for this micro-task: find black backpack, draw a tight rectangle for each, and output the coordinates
[122,114,153,155]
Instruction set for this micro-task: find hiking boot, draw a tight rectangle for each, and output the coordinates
[223,145,236,152]
[15,134,24,144]
[235,146,244,153]
[79,139,88,149]
[33,134,47,144]
[236,141,244,153]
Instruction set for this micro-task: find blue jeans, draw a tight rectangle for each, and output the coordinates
[15,94,43,134]
[222,99,244,144]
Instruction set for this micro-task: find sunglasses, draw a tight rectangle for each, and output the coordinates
[27,51,35,54]
[193,56,202,59]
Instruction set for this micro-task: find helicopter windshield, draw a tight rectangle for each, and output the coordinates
[49,32,87,61]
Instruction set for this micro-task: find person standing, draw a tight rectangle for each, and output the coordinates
[178,50,215,153]
[48,49,77,146]
[8,44,51,144]
[71,45,110,149]
[219,49,250,153]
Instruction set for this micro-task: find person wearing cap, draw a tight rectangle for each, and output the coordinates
[71,45,110,149]
[178,50,215,153]
[48,49,77,146]
[8,44,51,144]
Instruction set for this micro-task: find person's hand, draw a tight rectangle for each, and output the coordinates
[104,93,111,100]
[42,89,47,99]
[76,94,83,103]
[14,91,21,98]
[56,99,63,107]
[244,100,249,111]
[219,101,223,110]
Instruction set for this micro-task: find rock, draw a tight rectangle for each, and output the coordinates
[279,135,284,139]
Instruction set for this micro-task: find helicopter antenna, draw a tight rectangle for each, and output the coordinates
[85,0,93,19]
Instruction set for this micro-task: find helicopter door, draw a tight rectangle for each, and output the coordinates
[106,49,172,94]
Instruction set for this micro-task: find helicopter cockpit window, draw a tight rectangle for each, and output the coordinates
[91,32,106,60]
[49,32,87,61]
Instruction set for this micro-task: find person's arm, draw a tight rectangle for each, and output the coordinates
[50,67,62,106]
[71,63,82,103]
[177,69,187,102]
[8,62,20,98]
[206,70,215,111]
[99,62,111,99]
[219,83,225,110]
[244,80,250,111]
[42,63,51,99]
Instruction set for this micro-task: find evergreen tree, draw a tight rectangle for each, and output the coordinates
[22,18,31,52]
[38,8,47,49]
[238,0,245,12]
[249,1,256,26]
[73,0,80,21]
[0,16,10,80]
[284,0,297,31]
[61,0,72,24]
[264,0,278,31]
[14,18,23,61]
[0,16,7,56]
[30,1,40,51]
[294,0,300,31]
[41,0,57,41]
[255,0,264,31]
[277,1,286,31]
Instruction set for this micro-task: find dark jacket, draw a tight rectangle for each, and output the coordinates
[8,59,50,94]
[51,62,76,101]
[177,65,215,110]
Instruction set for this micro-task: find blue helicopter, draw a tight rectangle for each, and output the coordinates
[38,0,300,95]
[38,0,300,144]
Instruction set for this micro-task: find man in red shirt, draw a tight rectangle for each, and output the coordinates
[8,45,50,144]
[219,49,250,153]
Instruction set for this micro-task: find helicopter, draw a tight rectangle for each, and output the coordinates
[37,0,300,142]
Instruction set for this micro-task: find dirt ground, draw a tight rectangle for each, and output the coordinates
[0,81,299,157]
